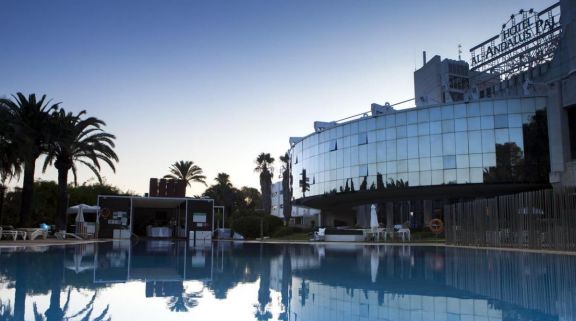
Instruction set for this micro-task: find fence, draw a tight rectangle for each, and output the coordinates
[445,188,576,251]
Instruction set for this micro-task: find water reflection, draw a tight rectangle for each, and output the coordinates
[0,242,575,320]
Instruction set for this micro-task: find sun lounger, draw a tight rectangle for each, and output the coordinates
[1,226,27,240]
[55,231,84,240]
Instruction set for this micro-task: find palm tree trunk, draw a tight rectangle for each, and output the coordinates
[18,159,36,227]
[55,168,69,232]
[45,248,65,321]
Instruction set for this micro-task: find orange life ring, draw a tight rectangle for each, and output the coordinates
[100,208,111,219]
[428,218,444,234]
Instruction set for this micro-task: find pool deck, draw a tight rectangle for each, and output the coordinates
[1,238,574,256]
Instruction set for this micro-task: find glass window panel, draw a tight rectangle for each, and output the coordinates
[418,109,429,122]
[350,146,359,165]
[468,131,482,153]
[420,171,432,186]
[358,132,368,145]
[443,155,456,169]
[343,148,351,167]
[509,128,524,150]
[367,118,376,131]
[470,168,483,183]
[376,142,386,160]
[431,156,443,170]
[408,158,419,172]
[430,121,442,134]
[455,132,469,154]
[359,145,368,164]
[330,152,337,169]
[457,168,470,184]
[430,107,442,121]
[483,153,496,167]
[377,162,387,175]
[385,128,396,140]
[397,172,408,183]
[329,140,338,151]
[386,161,397,174]
[535,97,546,111]
[385,114,395,127]
[444,169,457,184]
[469,154,483,167]
[342,124,351,136]
[336,149,344,168]
[397,160,407,172]
[419,157,431,171]
[480,101,494,115]
[386,141,396,161]
[376,116,386,129]
[337,168,344,180]
[396,126,407,138]
[431,170,444,185]
[442,105,454,119]
[407,111,418,124]
[494,114,508,128]
[408,172,420,186]
[359,120,367,132]
[367,131,376,143]
[522,113,533,125]
[343,167,351,179]
[431,134,443,156]
[407,124,418,137]
[350,121,358,133]
[467,117,481,130]
[331,128,338,139]
[466,103,480,117]
[336,125,343,138]
[508,99,522,113]
[419,136,431,157]
[455,118,467,132]
[367,143,377,163]
[481,130,495,153]
[494,100,508,114]
[368,164,377,176]
[456,155,469,168]
[359,165,368,177]
[386,173,397,183]
[397,138,408,159]
[442,119,455,133]
[396,113,407,125]
[481,115,494,129]
[454,104,467,118]
[521,98,536,113]
[376,129,386,141]
[495,129,509,144]
[407,137,419,159]
[443,133,456,155]
[418,122,430,136]
[342,136,350,148]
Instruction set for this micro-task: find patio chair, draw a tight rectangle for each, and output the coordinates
[27,228,49,240]
[1,226,27,240]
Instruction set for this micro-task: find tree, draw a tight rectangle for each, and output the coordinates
[203,173,237,218]
[43,109,118,231]
[279,152,292,225]
[299,169,310,197]
[0,93,59,226]
[164,160,207,193]
[255,153,274,214]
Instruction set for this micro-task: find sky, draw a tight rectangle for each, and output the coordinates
[1,0,558,196]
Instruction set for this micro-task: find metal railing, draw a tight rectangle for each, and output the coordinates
[445,188,576,251]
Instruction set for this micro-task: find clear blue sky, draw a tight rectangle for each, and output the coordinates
[1,0,557,196]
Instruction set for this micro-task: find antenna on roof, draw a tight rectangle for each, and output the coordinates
[458,44,462,61]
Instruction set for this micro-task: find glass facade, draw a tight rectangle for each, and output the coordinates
[291,97,549,199]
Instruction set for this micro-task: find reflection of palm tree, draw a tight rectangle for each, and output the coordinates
[0,300,15,320]
[166,283,203,313]
[33,289,110,321]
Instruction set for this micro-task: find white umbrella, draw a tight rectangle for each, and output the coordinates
[75,205,85,223]
[370,247,380,283]
[370,204,379,229]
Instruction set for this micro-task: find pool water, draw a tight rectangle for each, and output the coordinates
[0,241,574,321]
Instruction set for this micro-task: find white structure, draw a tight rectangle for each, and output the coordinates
[271,181,320,226]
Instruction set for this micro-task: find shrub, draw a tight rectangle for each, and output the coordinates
[232,215,284,239]
[272,226,294,238]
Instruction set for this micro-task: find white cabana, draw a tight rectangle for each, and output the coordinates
[67,204,100,237]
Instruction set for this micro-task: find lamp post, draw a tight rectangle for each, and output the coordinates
[255,208,265,240]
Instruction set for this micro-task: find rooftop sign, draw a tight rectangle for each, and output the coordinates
[470,3,561,78]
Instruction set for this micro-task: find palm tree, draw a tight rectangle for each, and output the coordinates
[255,153,274,215]
[279,152,292,225]
[43,109,118,231]
[203,173,237,218]
[0,93,59,226]
[164,160,207,194]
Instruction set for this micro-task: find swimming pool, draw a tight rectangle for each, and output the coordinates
[0,241,574,321]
